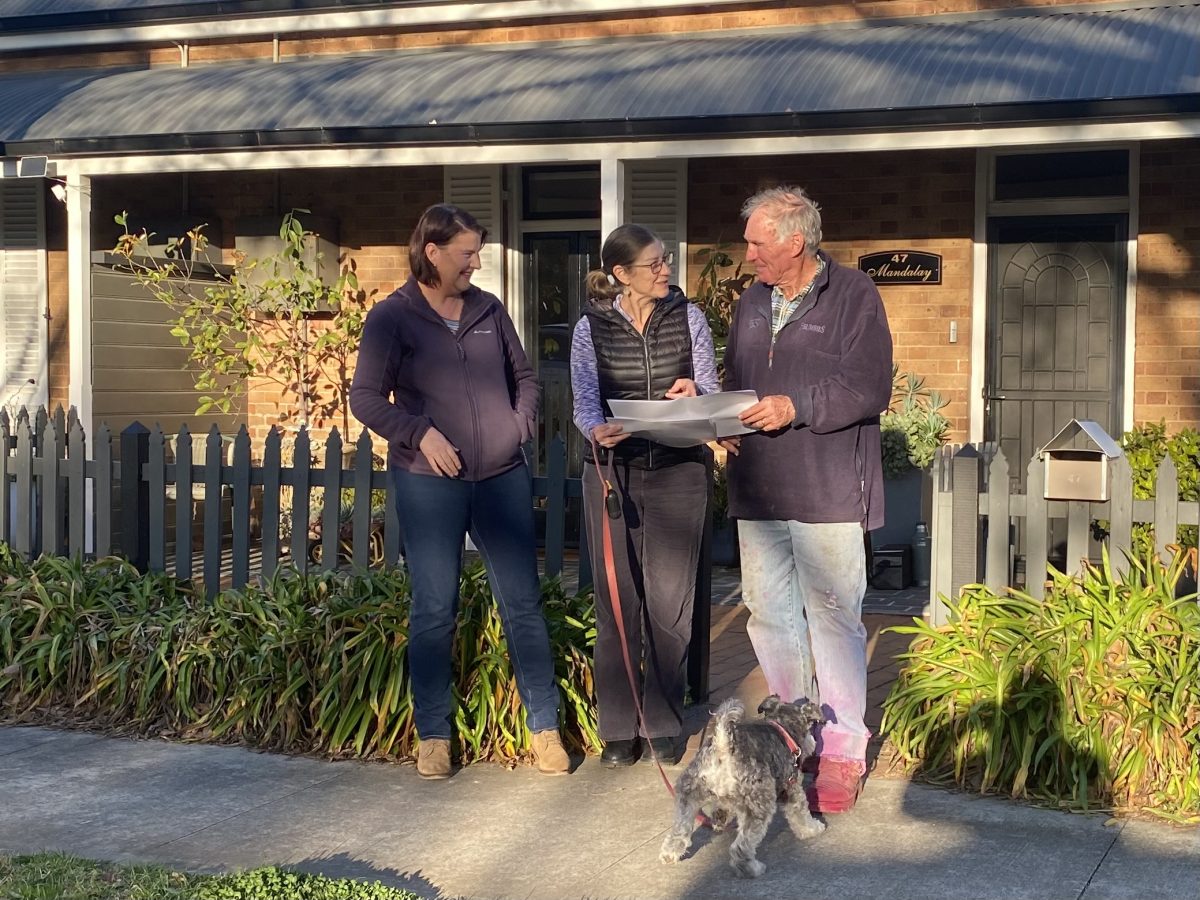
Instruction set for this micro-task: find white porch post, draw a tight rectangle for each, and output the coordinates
[600,157,626,243]
[65,172,93,552]
[66,172,92,431]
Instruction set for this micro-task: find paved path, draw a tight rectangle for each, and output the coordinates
[3,603,1197,900]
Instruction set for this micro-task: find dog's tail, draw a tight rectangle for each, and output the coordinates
[711,698,744,756]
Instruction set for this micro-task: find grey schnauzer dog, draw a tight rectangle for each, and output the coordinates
[659,695,825,878]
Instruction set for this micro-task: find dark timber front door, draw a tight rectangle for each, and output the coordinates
[985,216,1126,487]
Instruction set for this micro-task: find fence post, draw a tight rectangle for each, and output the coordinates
[351,430,374,572]
[94,424,113,557]
[0,410,9,546]
[290,427,312,575]
[147,425,166,572]
[688,449,714,704]
[949,444,981,601]
[202,425,224,599]
[260,427,281,580]
[40,416,63,558]
[13,411,33,559]
[984,448,1011,593]
[929,446,953,626]
[320,428,343,571]
[119,421,150,571]
[67,417,86,558]
[543,435,566,579]
[1108,453,1133,575]
[1154,455,1179,564]
[174,425,194,581]
[1025,454,1048,600]
[231,425,252,588]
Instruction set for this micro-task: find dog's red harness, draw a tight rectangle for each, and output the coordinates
[768,720,806,790]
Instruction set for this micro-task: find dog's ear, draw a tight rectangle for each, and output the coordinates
[757,694,782,715]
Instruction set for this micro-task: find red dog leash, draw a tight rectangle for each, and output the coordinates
[589,440,676,794]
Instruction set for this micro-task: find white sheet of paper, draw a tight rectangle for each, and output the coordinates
[605,390,758,448]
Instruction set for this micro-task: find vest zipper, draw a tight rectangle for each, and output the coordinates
[640,318,654,468]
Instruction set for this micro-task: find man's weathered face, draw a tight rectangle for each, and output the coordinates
[743,208,804,287]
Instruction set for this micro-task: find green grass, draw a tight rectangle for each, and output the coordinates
[0,853,421,900]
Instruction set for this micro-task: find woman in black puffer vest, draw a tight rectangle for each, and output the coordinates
[569,224,719,768]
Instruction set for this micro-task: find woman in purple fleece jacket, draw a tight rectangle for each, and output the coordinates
[349,204,569,780]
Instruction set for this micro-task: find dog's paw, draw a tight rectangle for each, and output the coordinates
[733,858,767,879]
[659,838,688,864]
[796,818,826,839]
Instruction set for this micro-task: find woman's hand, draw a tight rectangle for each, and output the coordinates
[591,422,631,449]
[664,378,699,399]
[419,427,462,477]
[717,436,742,457]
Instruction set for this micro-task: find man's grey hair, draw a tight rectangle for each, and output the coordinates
[741,186,822,256]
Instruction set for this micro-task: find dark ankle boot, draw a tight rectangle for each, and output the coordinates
[601,738,638,768]
[645,737,681,766]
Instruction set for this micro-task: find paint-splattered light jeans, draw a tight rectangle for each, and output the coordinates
[738,519,869,762]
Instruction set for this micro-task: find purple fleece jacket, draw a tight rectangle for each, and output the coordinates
[349,276,537,481]
[723,252,893,529]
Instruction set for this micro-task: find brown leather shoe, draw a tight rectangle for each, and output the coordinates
[531,730,570,775]
[415,738,452,780]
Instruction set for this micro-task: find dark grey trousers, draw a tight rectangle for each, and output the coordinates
[583,458,707,741]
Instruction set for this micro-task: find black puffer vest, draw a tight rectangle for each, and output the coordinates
[583,289,703,470]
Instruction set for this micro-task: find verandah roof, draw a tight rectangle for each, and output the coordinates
[1,2,1197,156]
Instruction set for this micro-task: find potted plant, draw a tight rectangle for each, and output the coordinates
[875,367,950,548]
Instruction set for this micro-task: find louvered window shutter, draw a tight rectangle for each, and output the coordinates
[444,166,504,301]
[624,159,688,290]
[0,181,47,411]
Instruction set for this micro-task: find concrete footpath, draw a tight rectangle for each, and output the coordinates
[1,602,1198,899]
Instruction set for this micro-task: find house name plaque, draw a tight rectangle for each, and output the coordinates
[858,250,942,285]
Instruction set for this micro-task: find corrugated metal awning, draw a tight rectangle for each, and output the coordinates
[2,2,1198,155]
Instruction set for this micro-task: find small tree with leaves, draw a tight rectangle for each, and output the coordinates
[111,210,368,433]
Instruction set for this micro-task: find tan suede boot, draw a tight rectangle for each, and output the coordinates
[415,738,452,779]
[531,730,570,775]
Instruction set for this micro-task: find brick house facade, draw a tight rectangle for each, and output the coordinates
[0,0,1196,472]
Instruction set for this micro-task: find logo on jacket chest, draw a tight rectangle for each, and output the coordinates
[800,323,826,334]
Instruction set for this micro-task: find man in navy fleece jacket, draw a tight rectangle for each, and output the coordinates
[720,186,893,814]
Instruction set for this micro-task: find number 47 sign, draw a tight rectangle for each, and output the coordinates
[857,250,942,285]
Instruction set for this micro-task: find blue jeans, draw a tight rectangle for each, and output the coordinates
[738,519,870,761]
[393,463,560,739]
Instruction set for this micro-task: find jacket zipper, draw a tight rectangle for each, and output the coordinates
[457,338,481,477]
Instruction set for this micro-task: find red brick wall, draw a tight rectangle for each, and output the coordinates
[687,150,976,439]
[1136,140,1200,432]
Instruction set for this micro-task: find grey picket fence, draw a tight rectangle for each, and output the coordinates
[0,405,716,700]
[929,442,1200,624]
[0,406,591,595]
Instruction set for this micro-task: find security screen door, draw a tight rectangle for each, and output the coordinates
[985,216,1126,491]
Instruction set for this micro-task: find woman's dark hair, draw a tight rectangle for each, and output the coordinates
[408,203,488,287]
[585,223,660,302]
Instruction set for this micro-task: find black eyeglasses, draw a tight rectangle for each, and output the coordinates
[628,251,674,275]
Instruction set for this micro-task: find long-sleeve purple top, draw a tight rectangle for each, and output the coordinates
[570,297,720,439]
